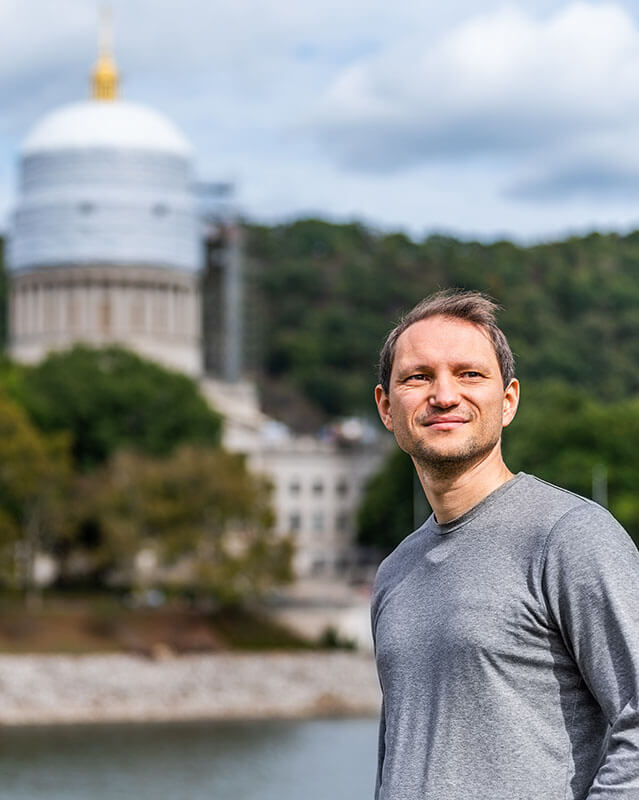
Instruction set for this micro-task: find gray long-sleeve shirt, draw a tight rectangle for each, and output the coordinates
[371,473,639,799]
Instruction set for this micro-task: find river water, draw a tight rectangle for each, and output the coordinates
[1,717,378,799]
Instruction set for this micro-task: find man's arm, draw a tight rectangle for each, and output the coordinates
[371,573,389,800]
[542,504,639,796]
[375,699,386,800]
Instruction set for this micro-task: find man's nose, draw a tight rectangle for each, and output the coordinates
[428,375,460,408]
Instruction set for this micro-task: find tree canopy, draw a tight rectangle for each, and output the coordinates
[73,446,292,604]
[357,448,423,553]
[0,391,71,592]
[13,345,222,469]
[504,380,639,541]
[0,343,290,600]
[247,222,639,425]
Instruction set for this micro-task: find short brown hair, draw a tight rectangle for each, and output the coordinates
[378,289,515,393]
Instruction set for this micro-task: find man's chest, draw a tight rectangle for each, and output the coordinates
[373,540,557,682]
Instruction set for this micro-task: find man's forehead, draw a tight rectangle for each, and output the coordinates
[395,315,495,357]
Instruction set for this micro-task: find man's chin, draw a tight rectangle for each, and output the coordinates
[410,442,472,464]
[408,440,499,477]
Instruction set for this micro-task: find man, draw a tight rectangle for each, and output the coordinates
[371,289,639,799]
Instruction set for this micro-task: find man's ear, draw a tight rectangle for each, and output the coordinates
[375,384,394,432]
[502,379,519,428]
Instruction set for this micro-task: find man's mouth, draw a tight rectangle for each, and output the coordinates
[424,416,468,430]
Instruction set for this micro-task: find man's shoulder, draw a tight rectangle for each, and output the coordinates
[510,473,598,524]
[517,473,633,559]
[373,475,593,579]
[467,472,625,562]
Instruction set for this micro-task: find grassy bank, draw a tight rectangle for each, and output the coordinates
[0,593,312,655]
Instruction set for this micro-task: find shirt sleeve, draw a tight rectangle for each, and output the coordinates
[542,503,639,796]
[375,698,386,800]
[371,575,387,799]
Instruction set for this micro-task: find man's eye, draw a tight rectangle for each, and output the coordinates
[461,371,481,378]
[405,374,428,382]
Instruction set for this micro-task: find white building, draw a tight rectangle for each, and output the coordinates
[7,34,386,582]
[7,44,201,375]
[252,435,383,577]
[201,380,386,580]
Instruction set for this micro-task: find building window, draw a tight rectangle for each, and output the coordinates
[78,201,95,215]
[312,479,324,496]
[288,512,302,533]
[289,480,301,496]
[336,478,349,497]
[311,559,326,576]
[336,512,349,533]
[152,203,169,217]
[312,512,325,533]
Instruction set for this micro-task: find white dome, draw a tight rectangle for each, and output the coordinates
[10,99,199,273]
[22,100,192,157]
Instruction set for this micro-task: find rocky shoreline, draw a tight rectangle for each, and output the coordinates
[0,651,381,725]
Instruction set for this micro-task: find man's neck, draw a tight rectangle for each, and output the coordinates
[415,445,515,524]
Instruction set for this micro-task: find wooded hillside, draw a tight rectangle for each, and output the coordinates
[247,220,639,424]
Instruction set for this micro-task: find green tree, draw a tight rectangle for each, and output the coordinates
[74,446,292,604]
[504,380,639,543]
[0,391,71,597]
[0,237,7,349]
[357,448,429,554]
[17,345,222,469]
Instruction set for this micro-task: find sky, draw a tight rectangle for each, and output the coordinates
[4,0,639,243]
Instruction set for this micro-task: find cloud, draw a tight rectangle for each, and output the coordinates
[309,3,639,179]
[4,0,639,238]
[507,142,639,202]
[508,162,639,201]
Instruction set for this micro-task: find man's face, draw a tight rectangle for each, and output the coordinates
[375,315,519,475]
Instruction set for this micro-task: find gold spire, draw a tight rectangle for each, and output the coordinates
[91,6,119,101]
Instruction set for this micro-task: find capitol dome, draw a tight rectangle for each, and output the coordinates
[7,37,203,375]
[9,97,199,273]
[22,100,192,157]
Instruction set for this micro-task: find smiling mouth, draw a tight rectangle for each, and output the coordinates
[424,417,468,430]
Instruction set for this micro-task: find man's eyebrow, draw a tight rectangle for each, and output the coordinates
[453,360,493,372]
[394,362,433,377]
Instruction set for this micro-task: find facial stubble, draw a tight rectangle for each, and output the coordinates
[402,422,503,481]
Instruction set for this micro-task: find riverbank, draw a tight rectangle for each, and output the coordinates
[0,651,381,725]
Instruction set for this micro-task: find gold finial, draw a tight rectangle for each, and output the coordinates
[91,6,119,101]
